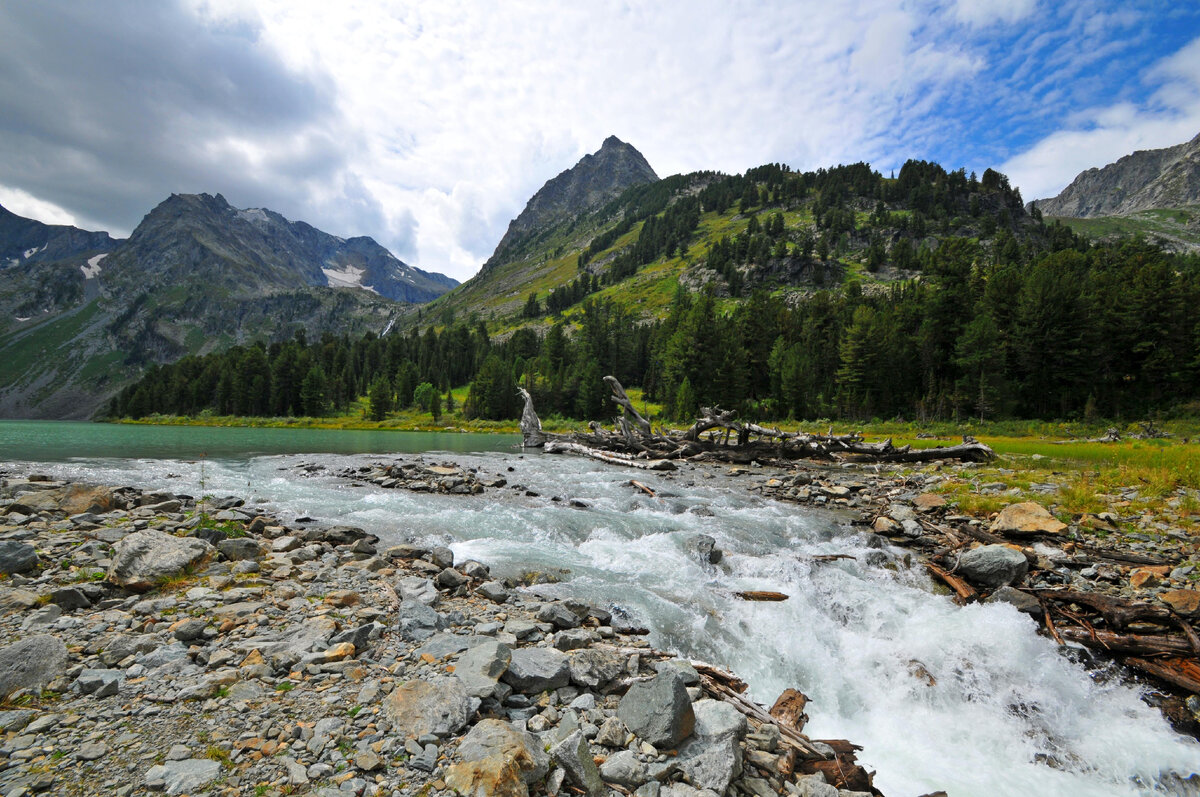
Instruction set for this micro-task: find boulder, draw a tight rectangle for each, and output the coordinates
[447,719,548,797]
[599,749,648,787]
[0,635,68,698]
[549,730,605,797]
[568,648,625,690]
[398,576,441,607]
[477,581,511,603]
[217,538,263,561]
[990,502,1066,535]
[59,484,121,514]
[455,640,512,699]
[536,602,580,629]
[956,544,1029,588]
[107,530,214,591]
[676,700,746,794]
[618,670,695,748]
[383,676,472,738]
[502,647,570,693]
[397,599,446,642]
[0,541,39,575]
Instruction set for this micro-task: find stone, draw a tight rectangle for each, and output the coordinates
[990,502,1067,535]
[383,676,472,738]
[455,640,512,699]
[676,700,746,794]
[59,484,119,514]
[618,670,695,748]
[912,493,946,512]
[77,741,108,760]
[106,529,214,592]
[549,730,605,797]
[50,587,92,611]
[568,648,625,690]
[0,635,68,698]
[397,599,446,642]
[0,542,39,575]
[478,581,511,603]
[75,669,123,697]
[654,659,700,685]
[431,546,455,568]
[956,544,1029,588]
[985,586,1041,615]
[271,535,301,552]
[1130,568,1165,589]
[793,773,839,797]
[537,603,580,629]
[436,567,469,589]
[172,618,208,642]
[502,647,570,694]
[553,629,596,651]
[1161,589,1200,618]
[144,759,222,795]
[281,756,308,785]
[217,538,263,561]
[355,750,382,771]
[0,588,39,614]
[447,718,549,797]
[595,716,628,747]
[398,577,441,607]
[599,749,648,787]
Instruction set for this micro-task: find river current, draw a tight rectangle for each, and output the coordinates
[2,421,1197,796]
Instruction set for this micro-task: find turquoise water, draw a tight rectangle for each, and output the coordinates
[0,420,520,462]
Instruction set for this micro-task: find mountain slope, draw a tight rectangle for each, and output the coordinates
[1034,133,1200,218]
[483,136,659,271]
[0,196,457,419]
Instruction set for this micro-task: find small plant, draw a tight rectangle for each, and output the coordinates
[205,745,232,767]
[346,705,361,717]
[215,686,230,699]
[275,681,294,692]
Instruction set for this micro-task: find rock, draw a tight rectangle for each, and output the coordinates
[455,640,512,699]
[549,730,605,797]
[75,668,123,697]
[0,541,39,574]
[417,632,473,660]
[172,618,208,642]
[436,567,469,589]
[478,581,511,603]
[145,758,222,795]
[271,535,301,552]
[1130,567,1167,589]
[77,741,108,760]
[912,493,946,512]
[985,586,1041,615]
[691,534,723,565]
[793,773,839,797]
[217,538,263,561]
[431,546,455,568]
[553,629,596,651]
[990,502,1067,535]
[59,484,119,514]
[397,599,446,642]
[956,544,1029,588]
[599,749,648,787]
[502,647,570,693]
[537,602,580,629]
[1161,589,1200,618]
[106,529,214,592]
[595,716,629,747]
[0,634,68,698]
[448,718,549,797]
[654,659,700,685]
[383,676,472,738]
[0,588,39,614]
[50,586,92,611]
[355,750,383,771]
[676,700,746,794]
[618,670,695,748]
[568,648,625,690]
[398,576,441,607]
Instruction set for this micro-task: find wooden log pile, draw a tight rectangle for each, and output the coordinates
[520,377,995,465]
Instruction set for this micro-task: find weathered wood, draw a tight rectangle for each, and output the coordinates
[924,562,977,603]
[517,387,546,448]
[1126,656,1200,694]
[769,689,809,733]
[735,590,789,602]
[1031,589,1174,630]
[604,375,653,437]
[700,673,829,760]
[628,480,656,497]
[1071,543,1175,567]
[1056,627,1195,656]
[543,440,677,471]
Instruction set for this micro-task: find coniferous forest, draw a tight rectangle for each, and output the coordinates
[108,160,1200,425]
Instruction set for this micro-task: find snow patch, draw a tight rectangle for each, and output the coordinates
[22,247,38,259]
[14,316,30,322]
[80,253,107,279]
[322,265,380,295]
[237,208,270,226]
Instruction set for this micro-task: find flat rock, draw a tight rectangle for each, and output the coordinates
[455,640,512,699]
[383,676,472,738]
[145,758,222,795]
[107,529,215,592]
[502,647,570,694]
[0,634,68,698]
[549,730,605,797]
[990,502,1066,535]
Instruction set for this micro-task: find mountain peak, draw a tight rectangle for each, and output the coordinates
[1034,132,1200,217]
[483,137,659,271]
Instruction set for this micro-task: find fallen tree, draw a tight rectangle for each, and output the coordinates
[519,376,995,465]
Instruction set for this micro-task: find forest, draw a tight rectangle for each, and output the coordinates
[107,158,1200,425]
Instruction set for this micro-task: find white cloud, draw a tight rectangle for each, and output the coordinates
[0,185,81,228]
[953,0,1037,28]
[1002,35,1200,202]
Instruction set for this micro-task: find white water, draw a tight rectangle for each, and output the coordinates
[24,452,1200,796]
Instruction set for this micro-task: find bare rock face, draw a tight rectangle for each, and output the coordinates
[990,502,1066,536]
[106,529,214,592]
[1034,133,1200,218]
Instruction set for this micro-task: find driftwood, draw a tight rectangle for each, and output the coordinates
[522,378,995,466]
[924,562,977,603]
[735,590,789,602]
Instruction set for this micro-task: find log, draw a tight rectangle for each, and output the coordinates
[628,480,656,497]
[604,376,653,437]
[517,387,546,448]
[1126,656,1200,694]
[735,590,789,602]
[699,673,829,760]
[924,562,977,603]
[544,440,677,471]
[1055,627,1195,656]
[769,689,809,733]
[1031,589,1174,630]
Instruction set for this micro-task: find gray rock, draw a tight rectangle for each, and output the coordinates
[398,577,441,607]
[537,602,580,629]
[107,530,215,592]
[454,640,512,699]
[691,534,722,565]
[383,676,472,738]
[636,783,662,797]
[50,587,92,611]
[436,567,469,589]
[0,541,39,574]
[568,648,625,690]
[618,671,694,748]
[330,623,378,651]
[396,599,446,642]
[75,668,123,697]
[0,634,68,698]
[599,749,648,787]
[430,546,455,568]
[793,773,839,797]
[0,710,34,732]
[554,629,596,651]
[957,544,1029,588]
[676,700,746,795]
[986,585,1041,615]
[144,758,221,795]
[595,716,628,747]
[172,618,208,642]
[20,603,61,630]
[502,647,570,694]
[281,756,308,785]
[549,730,605,797]
[77,741,108,760]
[477,581,510,603]
[217,538,263,561]
[452,718,549,788]
[654,659,700,685]
[460,560,490,579]
[417,632,473,660]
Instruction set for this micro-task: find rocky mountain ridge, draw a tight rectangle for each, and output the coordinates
[483,136,659,271]
[1033,132,1200,217]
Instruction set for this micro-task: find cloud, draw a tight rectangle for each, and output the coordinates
[1002,34,1200,201]
[953,0,1037,28]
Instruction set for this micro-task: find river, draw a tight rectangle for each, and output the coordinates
[1,420,1197,796]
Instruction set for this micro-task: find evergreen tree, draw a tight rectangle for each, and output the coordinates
[367,375,393,421]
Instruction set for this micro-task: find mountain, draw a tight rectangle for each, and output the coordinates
[0,195,456,419]
[1033,133,1200,218]
[483,136,659,271]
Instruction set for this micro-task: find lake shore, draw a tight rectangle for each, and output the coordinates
[0,467,885,797]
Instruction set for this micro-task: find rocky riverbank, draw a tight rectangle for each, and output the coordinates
[0,470,891,797]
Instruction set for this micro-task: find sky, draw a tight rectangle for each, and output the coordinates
[1,1,1198,282]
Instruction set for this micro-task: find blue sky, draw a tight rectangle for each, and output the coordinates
[0,0,1198,281]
